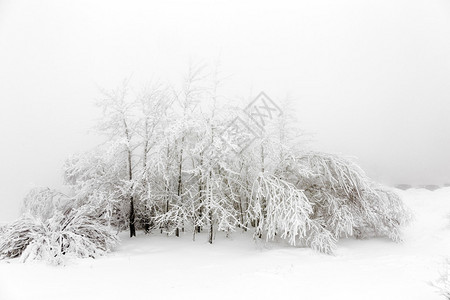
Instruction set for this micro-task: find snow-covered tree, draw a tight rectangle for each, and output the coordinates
[63,142,129,229]
[132,83,174,232]
[96,80,139,237]
[276,152,411,244]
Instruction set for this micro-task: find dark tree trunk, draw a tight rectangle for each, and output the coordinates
[124,118,136,238]
[144,222,150,234]
[207,126,214,244]
[208,210,213,244]
[175,137,185,237]
[196,178,203,233]
[129,196,136,237]
[142,118,150,235]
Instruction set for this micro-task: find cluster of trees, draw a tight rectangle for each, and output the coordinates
[0,65,411,262]
[61,66,410,252]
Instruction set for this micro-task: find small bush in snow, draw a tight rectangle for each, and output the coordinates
[431,259,450,299]
[0,206,119,265]
[22,187,69,221]
[0,217,45,259]
[357,185,412,241]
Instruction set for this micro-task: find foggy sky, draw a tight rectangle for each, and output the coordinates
[1,0,449,222]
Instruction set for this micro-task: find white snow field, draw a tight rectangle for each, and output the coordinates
[1,188,449,300]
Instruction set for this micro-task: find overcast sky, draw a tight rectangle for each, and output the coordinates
[1,0,449,222]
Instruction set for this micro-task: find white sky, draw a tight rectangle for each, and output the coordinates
[1,0,449,222]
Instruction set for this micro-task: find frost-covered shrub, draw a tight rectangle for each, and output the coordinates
[274,152,411,249]
[22,187,69,221]
[355,185,411,241]
[431,259,450,299]
[63,144,130,230]
[248,173,336,253]
[154,200,193,236]
[0,205,119,264]
[0,217,45,259]
[22,206,119,264]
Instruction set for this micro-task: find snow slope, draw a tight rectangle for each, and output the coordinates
[1,188,449,300]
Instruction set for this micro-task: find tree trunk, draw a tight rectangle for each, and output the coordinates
[175,136,185,237]
[260,144,266,233]
[196,155,204,233]
[129,196,136,237]
[164,144,170,233]
[208,210,213,244]
[128,148,136,237]
[123,118,136,238]
[142,119,150,234]
[208,168,214,244]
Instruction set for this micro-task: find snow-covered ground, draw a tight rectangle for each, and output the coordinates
[1,188,449,300]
